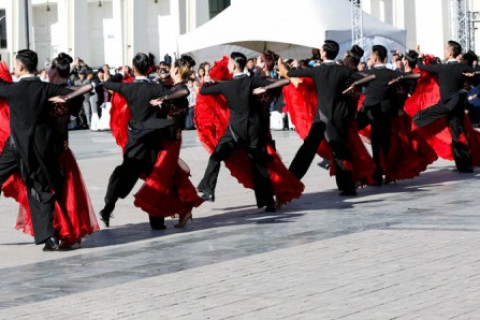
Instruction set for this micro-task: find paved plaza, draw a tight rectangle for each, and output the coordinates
[1,130,480,319]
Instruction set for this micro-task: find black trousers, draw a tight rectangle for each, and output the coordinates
[414,99,473,172]
[104,135,160,209]
[357,107,391,181]
[289,120,355,191]
[197,130,275,208]
[0,140,55,244]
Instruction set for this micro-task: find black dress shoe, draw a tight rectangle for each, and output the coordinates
[201,192,215,202]
[149,216,167,230]
[99,203,115,227]
[43,236,60,251]
[340,189,357,196]
[317,159,331,170]
[99,209,112,227]
[264,205,276,213]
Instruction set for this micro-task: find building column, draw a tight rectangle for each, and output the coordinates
[56,0,70,55]
[414,0,449,57]
[157,0,180,58]
[109,0,125,66]
[70,0,89,62]
[1,0,34,68]
[55,0,89,62]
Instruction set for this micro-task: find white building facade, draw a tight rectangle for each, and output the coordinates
[0,0,223,68]
[361,0,480,58]
[0,0,478,70]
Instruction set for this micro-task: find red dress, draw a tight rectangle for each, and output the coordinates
[403,56,480,166]
[356,80,438,181]
[108,78,203,218]
[0,63,99,246]
[194,57,304,203]
[282,77,376,185]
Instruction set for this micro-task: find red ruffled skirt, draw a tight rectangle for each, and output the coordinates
[3,148,99,246]
[133,140,204,217]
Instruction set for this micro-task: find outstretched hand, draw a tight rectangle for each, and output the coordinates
[415,44,425,59]
[290,77,303,88]
[253,87,267,95]
[150,98,163,106]
[342,86,354,95]
[49,96,67,104]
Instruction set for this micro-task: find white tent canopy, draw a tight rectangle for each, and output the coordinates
[178,0,406,62]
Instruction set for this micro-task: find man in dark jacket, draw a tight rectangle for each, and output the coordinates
[0,49,83,251]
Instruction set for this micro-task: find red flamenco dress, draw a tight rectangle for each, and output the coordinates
[0,63,99,246]
[194,57,304,203]
[282,77,376,186]
[108,78,203,219]
[404,56,480,166]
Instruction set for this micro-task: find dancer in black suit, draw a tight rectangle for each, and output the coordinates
[99,53,186,229]
[0,50,83,250]
[283,41,374,195]
[197,52,287,211]
[414,41,474,172]
[356,45,406,185]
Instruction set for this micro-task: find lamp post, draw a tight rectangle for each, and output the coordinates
[25,0,30,49]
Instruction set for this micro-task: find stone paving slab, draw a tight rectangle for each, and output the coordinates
[2,228,480,319]
[1,130,480,319]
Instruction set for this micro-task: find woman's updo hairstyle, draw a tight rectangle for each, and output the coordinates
[404,50,419,69]
[175,54,196,81]
[51,53,73,78]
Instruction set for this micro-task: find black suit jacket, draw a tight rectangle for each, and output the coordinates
[287,62,356,121]
[0,77,82,188]
[200,74,269,144]
[104,77,174,131]
[417,59,471,103]
[361,66,403,114]
[104,77,185,148]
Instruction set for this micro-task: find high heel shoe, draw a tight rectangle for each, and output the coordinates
[175,212,193,228]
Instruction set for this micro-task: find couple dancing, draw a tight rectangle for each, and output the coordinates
[0,50,202,251]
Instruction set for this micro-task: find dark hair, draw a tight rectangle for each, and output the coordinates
[50,52,73,78]
[132,53,149,75]
[404,50,419,69]
[322,40,339,60]
[372,45,388,62]
[16,49,38,73]
[343,56,358,70]
[448,40,462,58]
[344,44,364,69]
[462,50,478,67]
[148,53,156,67]
[230,52,247,70]
[175,54,196,80]
[164,54,173,67]
[262,50,279,71]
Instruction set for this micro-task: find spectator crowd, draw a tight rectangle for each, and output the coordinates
[18,48,480,132]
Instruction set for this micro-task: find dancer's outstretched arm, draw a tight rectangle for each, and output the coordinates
[150,86,189,106]
[49,83,96,104]
[342,74,376,95]
[388,73,421,85]
[253,79,290,95]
